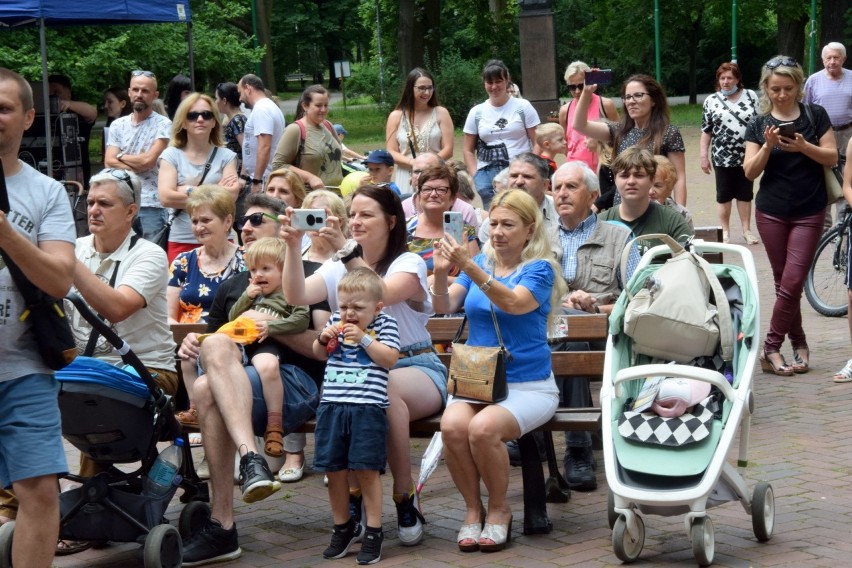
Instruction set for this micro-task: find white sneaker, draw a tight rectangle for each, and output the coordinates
[394,490,425,546]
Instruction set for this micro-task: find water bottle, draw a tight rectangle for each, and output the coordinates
[143,438,184,497]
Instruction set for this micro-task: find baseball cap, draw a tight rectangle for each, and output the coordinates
[365,149,394,166]
[333,123,348,136]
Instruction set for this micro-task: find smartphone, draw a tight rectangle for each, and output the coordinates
[585,69,613,86]
[291,209,326,231]
[777,121,796,139]
[443,211,464,245]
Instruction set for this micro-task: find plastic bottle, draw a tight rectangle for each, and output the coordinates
[143,438,184,497]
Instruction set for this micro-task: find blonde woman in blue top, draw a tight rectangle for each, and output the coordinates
[430,189,565,553]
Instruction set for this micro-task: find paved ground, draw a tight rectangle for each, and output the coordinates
[54,125,852,567]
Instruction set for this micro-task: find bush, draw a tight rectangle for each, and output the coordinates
[433,51,484,127]
[345,60,400,116]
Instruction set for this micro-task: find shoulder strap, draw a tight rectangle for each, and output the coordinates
[0,161,43,306]
[715,93,750,128]
[294,119,307,168]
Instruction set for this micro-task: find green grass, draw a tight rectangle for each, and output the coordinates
[326,105,388,146]
[669,104,703,128]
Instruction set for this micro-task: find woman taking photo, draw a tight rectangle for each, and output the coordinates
[280,185,447,547]
[700,62,760,244]
[386,68,455,195]
[272,84,343,190]
[430,189,564,552]
[464,60,540,210]
[573,74,687,206]
[406,163,480,281]
[158,93,239,263]
[744,56,836,376]
[301,189,348,262]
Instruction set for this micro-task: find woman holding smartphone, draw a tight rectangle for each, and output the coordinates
[742,56,837,376]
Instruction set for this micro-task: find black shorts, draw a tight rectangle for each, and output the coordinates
[714,166,754,203]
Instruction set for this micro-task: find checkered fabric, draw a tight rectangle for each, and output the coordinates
[618,396,716,447]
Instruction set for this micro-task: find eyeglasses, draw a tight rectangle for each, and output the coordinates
[187,110,215,121]
[414,85,435,92]
[102,168,136,203]
[420,185,450,196]
[237,212,279,228]
[623,92,648,102]
[567,83,584,92]
[131,70,156,78]
[766,56,798,70]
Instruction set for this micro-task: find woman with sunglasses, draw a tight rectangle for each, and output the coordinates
[743,56,837,376]
[271,84,343,191]
[573,74,687,208]
[385,68,455,196]
[158,93,239,263]
[558,61,619,173]
[280,185,447,547]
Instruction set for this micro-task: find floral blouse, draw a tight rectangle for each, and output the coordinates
[168,246,246,323]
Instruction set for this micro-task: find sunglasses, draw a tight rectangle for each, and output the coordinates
[237,212,279,228]
[765,57,798,70]
[131,70,156,78]
[103,168,136,203]
[567,83,584,91]
[187,110,215,121]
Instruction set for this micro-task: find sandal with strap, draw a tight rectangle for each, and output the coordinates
[175,407,199,428]
[833,359,852,383]
[791,346,810,374]
[264,425,284,457]
[760,349,794,377]
[56,539,93,556]
[744,230,760,245]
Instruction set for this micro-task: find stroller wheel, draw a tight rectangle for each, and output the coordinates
[178,501,211,539]
[0,521,14,568]
[606,490,618,530]
[612,515,644,563]
[690,516,715,567]
[751,482,775,542]
[143,524,182,568]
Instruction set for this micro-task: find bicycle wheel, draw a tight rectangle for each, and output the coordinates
[805,225,849,317]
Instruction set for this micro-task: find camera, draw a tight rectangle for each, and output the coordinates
[585,69,613,86]
[291,209,327,231]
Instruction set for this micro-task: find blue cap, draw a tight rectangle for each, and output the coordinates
[333,123,348,136]
[365,149,394,166]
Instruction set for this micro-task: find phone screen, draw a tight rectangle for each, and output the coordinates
[585,69,613,86]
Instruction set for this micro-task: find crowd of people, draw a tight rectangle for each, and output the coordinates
[1,40,851,567]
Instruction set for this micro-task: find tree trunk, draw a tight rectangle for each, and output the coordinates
[819,0,851,54]
[686,5,704,104]
[776,12,808,64]
[489,0,507,19]
[256,0,276,92]
[398,0,422,73]
[422,0,441,68]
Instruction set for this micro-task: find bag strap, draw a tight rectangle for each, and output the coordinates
[173,146,218,223]
[619,232,684,284]
[0,160,44,306]
[451,284,509,354]
[715,93,750,129]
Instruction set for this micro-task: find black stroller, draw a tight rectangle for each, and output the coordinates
[0,294,209,568]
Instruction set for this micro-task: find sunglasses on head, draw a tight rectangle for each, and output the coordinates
[102,168,136,202]
[131,70,156,78]
[237,212,279,228]
[765,57,798,70]
[187,110,215,121]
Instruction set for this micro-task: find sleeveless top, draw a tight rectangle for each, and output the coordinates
[393,108,442,195]
[565,94,603,171]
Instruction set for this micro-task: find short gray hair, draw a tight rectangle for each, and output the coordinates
[823,42,846,58]
[89,168,141,208]
[553,161,599,194]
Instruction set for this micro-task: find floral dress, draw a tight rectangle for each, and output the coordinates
[168,246,245,323]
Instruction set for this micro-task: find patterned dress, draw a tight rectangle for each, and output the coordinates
[168,246,246,323]
[701,90,759,167]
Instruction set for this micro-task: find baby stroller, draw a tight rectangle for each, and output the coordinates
[600,238,775,566]
[0,294,209,568]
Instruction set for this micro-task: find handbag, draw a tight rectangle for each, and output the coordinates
[447,303,510,403]
[802,104,845,202]
[151,147,218,250]
[0,162,76,370]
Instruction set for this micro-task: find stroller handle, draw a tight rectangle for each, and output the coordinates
[613,364,737,401]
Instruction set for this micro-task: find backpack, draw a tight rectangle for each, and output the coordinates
[293,118,337,168]
[620,234,733,364]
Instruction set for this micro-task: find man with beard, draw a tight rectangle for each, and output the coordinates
[237,74,285,195]
[104,70,172,240]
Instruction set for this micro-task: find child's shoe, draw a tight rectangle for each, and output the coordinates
[323,519,364,559]
[263,425,284,457]
[356,527,384,565]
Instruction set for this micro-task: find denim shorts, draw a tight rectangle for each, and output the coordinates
[392,340,448,407]
[248,364,319,437]
[0,374,67,487]
[313,403,387,472]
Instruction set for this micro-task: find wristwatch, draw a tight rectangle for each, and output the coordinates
[360,334,374,349]
[251,178,262,185]
[333,240,363,263]
[116,151,126,164]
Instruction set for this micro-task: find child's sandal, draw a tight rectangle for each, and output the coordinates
[264,425,284,457]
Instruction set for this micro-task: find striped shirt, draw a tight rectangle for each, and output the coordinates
[321,312,399,407]
[804,70,852,127]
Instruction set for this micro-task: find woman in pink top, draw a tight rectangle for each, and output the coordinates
[558,61,619,171]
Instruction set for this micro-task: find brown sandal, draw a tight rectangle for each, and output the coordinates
[175,407,199,428]
[264,425,284,457]
[791,346,810,374]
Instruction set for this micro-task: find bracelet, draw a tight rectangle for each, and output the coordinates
[317,335,329,346]
[593,305,601,314]
[479,275,494,292]
[429,285,449,297]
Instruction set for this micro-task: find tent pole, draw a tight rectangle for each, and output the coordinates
[187,21,195,91]
[39,17,53,178]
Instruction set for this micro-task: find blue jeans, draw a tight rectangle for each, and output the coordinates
[137,207,169,242]
[474,163,508,210]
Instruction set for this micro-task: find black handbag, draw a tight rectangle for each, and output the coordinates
[447,303,510,403]
[0,162,77,370]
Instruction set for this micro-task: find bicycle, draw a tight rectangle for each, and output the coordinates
[805,207,851,317]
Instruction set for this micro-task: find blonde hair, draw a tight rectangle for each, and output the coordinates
[171,93,223,149]
[186,184,235,221]
[245,237,286,270]
[535,122,563,146]
[587,138,613,167]
[563,60,591,83]
[653,155,677,192]
[758,56,805,115]
[266,168,306,206]
[483,189,566,326]
[302,189,349,236]
[338,266,384,303]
